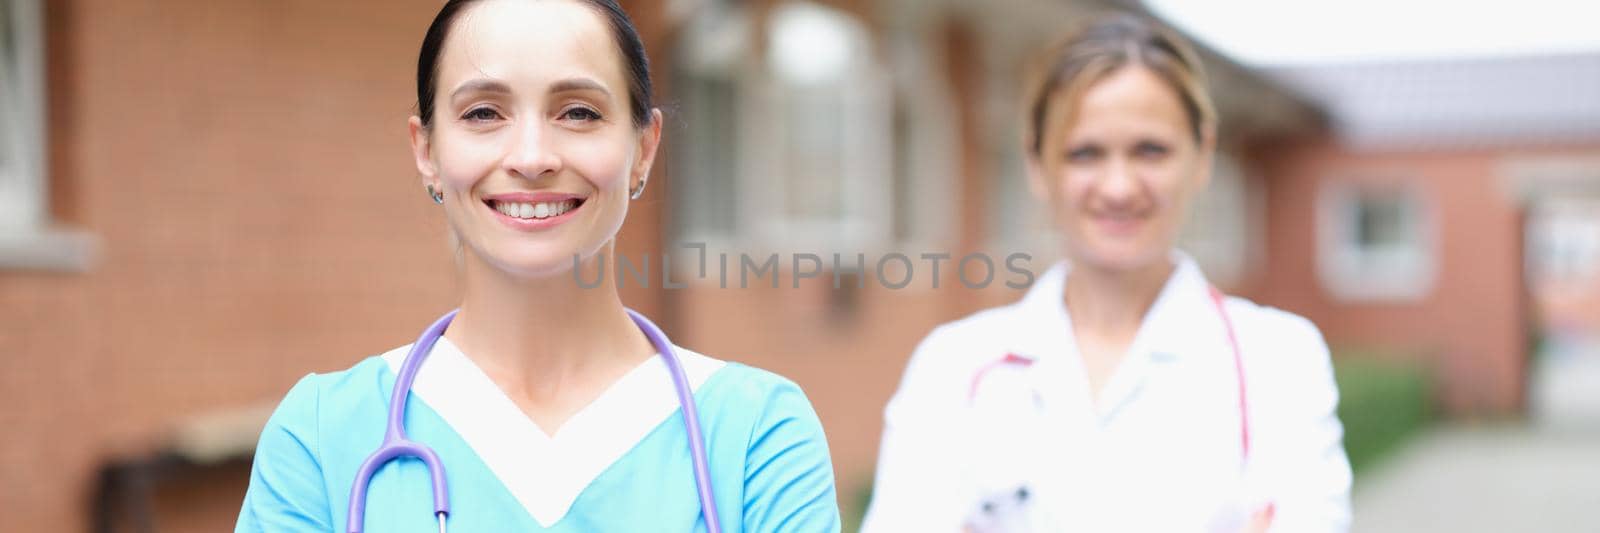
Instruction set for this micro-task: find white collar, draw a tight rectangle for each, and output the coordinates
[380,337,726,527]
[1009,251,1222,362]
[1002,252,1228,419]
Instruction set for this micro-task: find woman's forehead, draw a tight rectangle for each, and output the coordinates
[439,0,625,95]
[1054,67,1190,140]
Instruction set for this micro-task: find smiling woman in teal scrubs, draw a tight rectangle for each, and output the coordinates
[234,1,841,531]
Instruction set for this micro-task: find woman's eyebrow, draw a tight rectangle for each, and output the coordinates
[450,78,512,103]
[448,78,611,102]
[549,77,611,97]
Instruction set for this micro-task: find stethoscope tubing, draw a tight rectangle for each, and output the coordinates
[345,308,722,533]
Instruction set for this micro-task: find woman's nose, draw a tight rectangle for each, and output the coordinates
[503,121,562,180]
[1096,156,1141,202]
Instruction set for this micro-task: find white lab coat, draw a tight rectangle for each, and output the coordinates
[861,254,1352,533]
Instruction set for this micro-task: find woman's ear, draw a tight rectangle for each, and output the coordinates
[409,116,437,187]
[630,109,665,191]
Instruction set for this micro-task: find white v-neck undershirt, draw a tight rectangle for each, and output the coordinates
[380,338,727,527]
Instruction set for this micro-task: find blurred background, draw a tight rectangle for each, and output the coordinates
[2,0,1598,531]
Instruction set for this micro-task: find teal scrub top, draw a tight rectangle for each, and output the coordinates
[235,343,841,532]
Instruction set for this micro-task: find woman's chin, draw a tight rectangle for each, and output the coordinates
[475,244,596,281]
[1074,241,1169,274]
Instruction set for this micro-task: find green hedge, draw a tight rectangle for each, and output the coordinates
[1332,352,1433,473]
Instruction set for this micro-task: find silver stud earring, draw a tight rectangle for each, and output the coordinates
[629,178,648,200]
[426,183,444,204]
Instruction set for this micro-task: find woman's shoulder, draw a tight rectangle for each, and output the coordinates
[1215,295,1328,354]
[688,355,840,528]
[261,352,401,432]
[697,356,816,416]
[289,353,395,394]
[247,354,392,494]
[898,297,1031,358]
[907,259,1069,353]
[691,352,830,437]
[893,302,1037,380]
[1214,295,1338,394]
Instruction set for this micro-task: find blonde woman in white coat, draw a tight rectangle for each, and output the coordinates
[861,13,1352,533]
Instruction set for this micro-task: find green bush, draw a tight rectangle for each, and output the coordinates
[1332,351,1433,474]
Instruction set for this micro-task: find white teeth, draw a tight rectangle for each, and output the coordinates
[493,200,579,220]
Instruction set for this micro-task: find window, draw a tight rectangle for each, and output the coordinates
[1528,199,1600,285]
[991,127,1057,263]
[0,0,93,270]
[759,1,889,249]
[672,1,892,254]
[1504,156,1600,288]
[671,4,748,245]
[1179,153,1257,286]
[0,0,46,231]
[883,20,957,250]
[1316,180,1436,302]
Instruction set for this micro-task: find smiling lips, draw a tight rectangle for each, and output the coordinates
[482,194,587,229]
[491,198,580,219]
[1090,210,1149,236]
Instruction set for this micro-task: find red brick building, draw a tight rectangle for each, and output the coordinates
[4,0,1593,530]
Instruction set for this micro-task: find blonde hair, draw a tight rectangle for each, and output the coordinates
[1024,12,1216,155]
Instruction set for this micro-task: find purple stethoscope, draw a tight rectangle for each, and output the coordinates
[345,308,723,533]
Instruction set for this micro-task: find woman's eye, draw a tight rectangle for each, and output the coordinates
[462,107,502,122]
[1134,142,1170,158]
[1066,146,1101,163]
[561,107,603,122]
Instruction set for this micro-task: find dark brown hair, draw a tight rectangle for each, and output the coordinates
[414,0,655,129]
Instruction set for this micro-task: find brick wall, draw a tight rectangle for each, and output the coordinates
[1,0,664,529]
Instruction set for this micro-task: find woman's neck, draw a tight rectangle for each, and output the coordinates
[1063,255,1176,404]
[443,244,653,432]
[1063,256,1176,342]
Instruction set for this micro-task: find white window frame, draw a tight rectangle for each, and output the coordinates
[670,4,751,251]
[1527,199,1600,285]
[748,1,892,255]
[1180,152,1260,287]
[0,0,94,271]
[1504,155,1600,288]
[1316,177,1437,302]
[671,1,893,261]
[882,20,958,255]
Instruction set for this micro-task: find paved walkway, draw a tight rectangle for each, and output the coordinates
[1350,338,1600,533]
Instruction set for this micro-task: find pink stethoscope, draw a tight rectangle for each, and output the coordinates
[969,286,1252,459]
